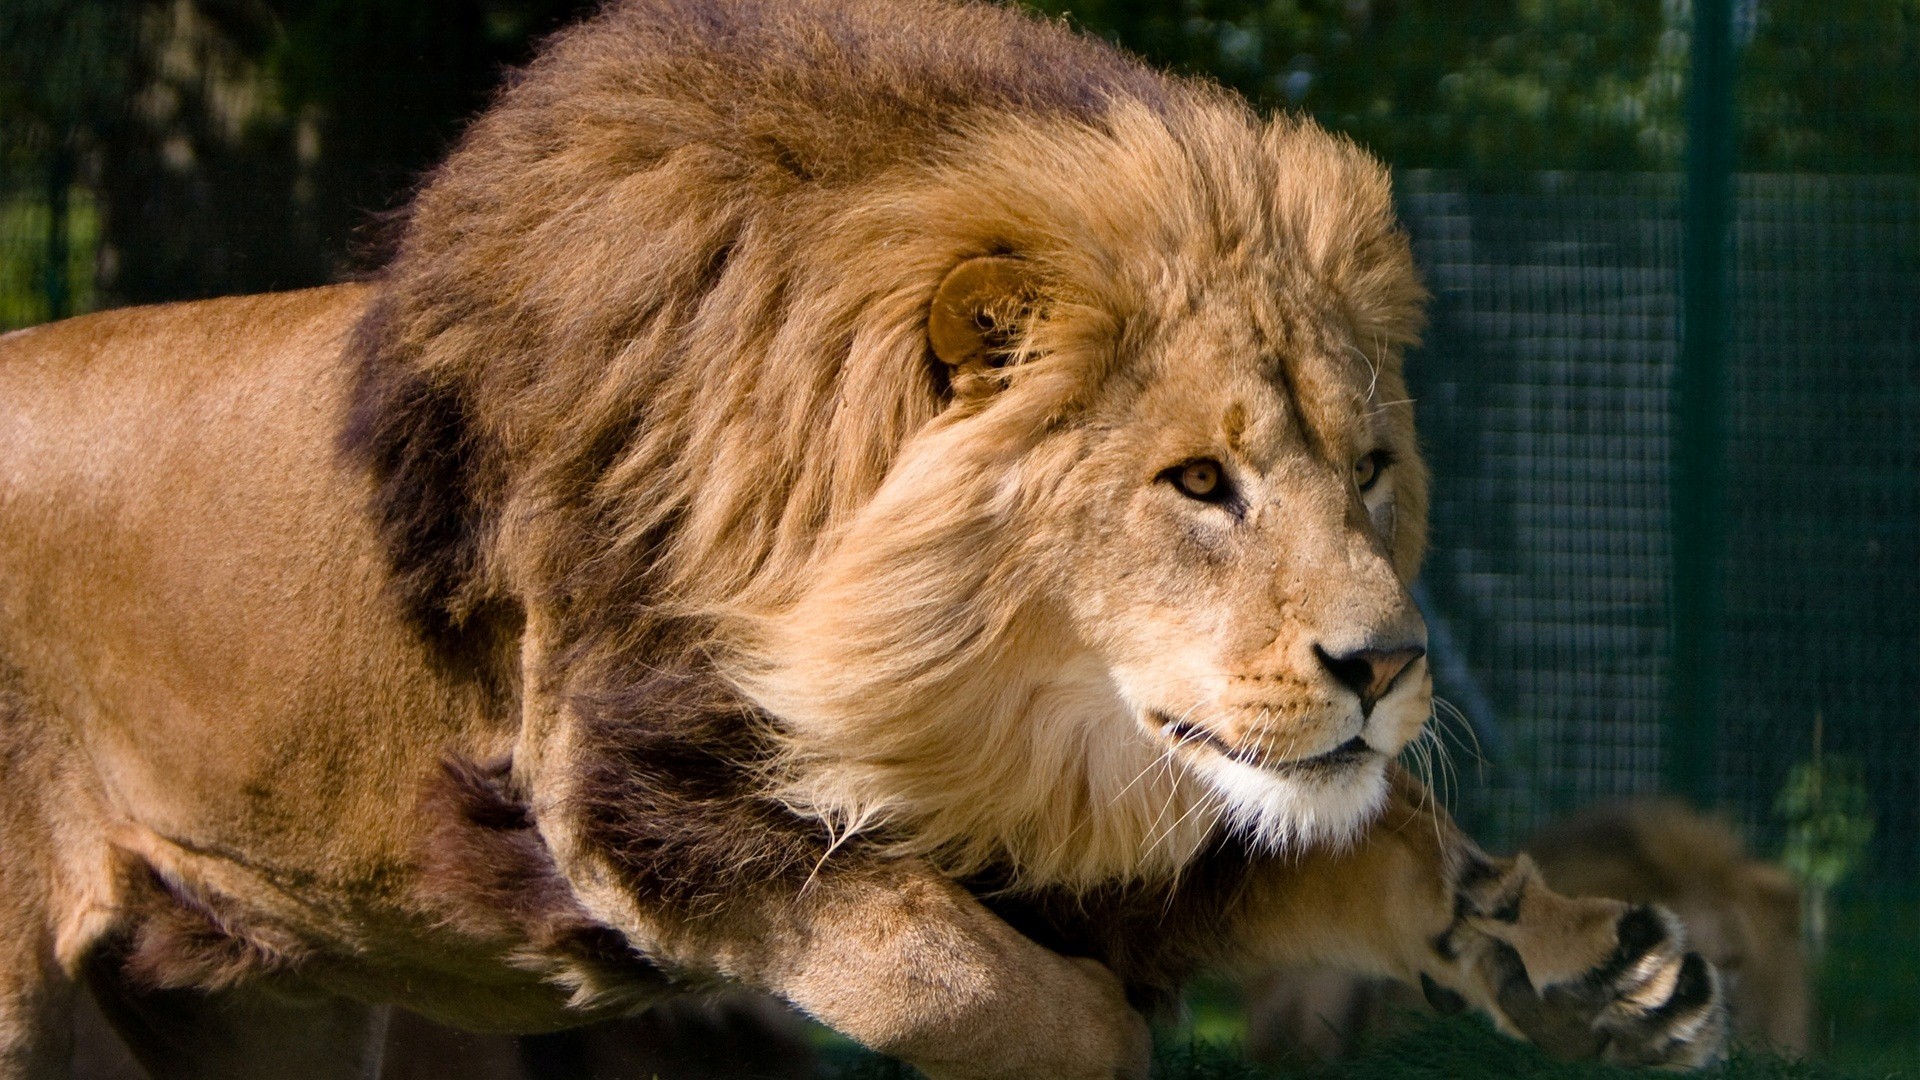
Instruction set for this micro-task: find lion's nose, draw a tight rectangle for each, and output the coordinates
[1314,642,1426,713]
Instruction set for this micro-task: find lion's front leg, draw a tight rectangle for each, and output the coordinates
[1228,767,1728,1068]
[666,864,1149,1080]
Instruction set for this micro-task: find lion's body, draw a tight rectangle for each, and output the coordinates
[0,287,579,1028]
[0,2,1727,1077]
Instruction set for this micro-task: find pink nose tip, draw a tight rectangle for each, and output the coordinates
[1315,644,1426,712]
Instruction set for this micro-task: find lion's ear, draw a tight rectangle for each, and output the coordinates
[928,256,1041,374]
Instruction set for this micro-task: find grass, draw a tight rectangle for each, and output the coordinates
[1158,1018,1913,1080]
[1817,892,1920,1071]
[815,1013,1915,1079]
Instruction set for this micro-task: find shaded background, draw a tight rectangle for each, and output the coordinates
[2,0,1915,1068]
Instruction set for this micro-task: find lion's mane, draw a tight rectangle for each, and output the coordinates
[345,0,1425,898]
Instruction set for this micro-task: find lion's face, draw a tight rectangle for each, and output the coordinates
[1022,280,1431,851]
[740,113,1434,881]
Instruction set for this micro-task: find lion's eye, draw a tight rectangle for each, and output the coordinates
[1170,458,1228,502]
[1354,450,1391,493]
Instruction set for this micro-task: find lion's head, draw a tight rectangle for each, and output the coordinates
[720,106,1433,886]
[354,0,1431,892]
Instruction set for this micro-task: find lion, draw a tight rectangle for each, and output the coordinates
[0,1,1725,1076]
[1246,800,1808,1062]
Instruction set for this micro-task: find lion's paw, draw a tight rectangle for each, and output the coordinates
[1507,905,1728,1067]
[1440,857,1729,1069]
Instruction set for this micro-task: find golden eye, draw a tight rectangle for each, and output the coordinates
[1173,459,1225,501]
[1354,451,1389,492]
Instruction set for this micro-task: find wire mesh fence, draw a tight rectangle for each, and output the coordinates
[1400,171,1920,872]
[2,0,1916,1067]
[1396,169,1920,1058]
[1399,170,1686,836]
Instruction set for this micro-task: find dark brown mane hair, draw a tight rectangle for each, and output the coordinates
[338,0,1190,658]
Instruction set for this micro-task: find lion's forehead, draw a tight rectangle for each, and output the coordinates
[1150,276,1369,374]
[1114,304,1384,463]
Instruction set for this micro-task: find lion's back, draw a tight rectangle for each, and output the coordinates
[0,288,369,603]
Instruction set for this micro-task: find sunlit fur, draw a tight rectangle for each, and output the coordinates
[1194,754,1391,854]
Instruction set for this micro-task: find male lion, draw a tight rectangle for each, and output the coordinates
[0,1,1725,1077]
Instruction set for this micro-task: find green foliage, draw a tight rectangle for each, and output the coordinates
[1774,730,1877,962]
[0,0,139,154]
[1021,0,1683,167]
[1738,0,1920,170]
[1023,0,1918,170]
[1776,755,1876,896]
[0,189,97,330]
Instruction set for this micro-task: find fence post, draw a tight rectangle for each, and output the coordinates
[1668,0,1736,804]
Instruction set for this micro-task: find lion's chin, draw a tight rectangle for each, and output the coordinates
[1190,751,1389,853]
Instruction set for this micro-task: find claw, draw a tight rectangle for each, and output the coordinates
[1598,952,1728,1069]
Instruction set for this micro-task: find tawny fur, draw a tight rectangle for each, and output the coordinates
[117,868,312,993]
[1529,801,1808,1053]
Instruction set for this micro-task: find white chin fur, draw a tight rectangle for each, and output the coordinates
[1191,752,1389,852]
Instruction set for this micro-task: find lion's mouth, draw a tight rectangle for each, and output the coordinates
[1153,713,1374,775]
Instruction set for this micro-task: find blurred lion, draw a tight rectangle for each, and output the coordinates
[1247,799,1807,1061]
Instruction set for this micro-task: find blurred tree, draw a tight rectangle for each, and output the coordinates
[1028,0,1915,171]
[265,0,594,274]
[1738,0,1920,170]
[0,1,136,153]
[91,0,320,302]
[0,0,592,311]
[0,0,140,318]
[1025,0,1686,168]
[1,0,1912,319]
